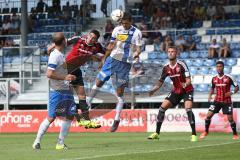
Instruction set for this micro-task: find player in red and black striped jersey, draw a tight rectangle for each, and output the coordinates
[47,30,104,128]
[200,61,239,140]
[148,46,197,142]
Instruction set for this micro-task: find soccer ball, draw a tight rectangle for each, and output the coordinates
[111,9,124,22]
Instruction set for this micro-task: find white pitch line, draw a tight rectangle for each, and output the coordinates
[60,141,240,160]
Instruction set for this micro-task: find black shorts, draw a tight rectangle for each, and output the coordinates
[165,91,193,107]
[69,68,84,86]
[209,102,233,115]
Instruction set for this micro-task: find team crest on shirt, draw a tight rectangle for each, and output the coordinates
[223,78,228,83]
[117,34,129,41]
[176,67,180,73]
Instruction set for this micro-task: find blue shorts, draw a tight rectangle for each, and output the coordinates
[97,57,131,87]
[48,90,76,118]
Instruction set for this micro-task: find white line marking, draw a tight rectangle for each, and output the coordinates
[60,141,240,160]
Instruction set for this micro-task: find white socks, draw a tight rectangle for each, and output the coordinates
[58,119,72,145]
[88,84,100,105]
[114,96,124,121]
[34,118,51,144]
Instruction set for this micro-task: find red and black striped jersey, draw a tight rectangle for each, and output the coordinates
[65,35,104,67]
[159,60,194,94]
[211,74,238,103]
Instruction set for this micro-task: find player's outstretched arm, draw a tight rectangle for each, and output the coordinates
[149,80,163,96]
[91,53,104,62]
[47,43,56,55]
[98,42,115,69]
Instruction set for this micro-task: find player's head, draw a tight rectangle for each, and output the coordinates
[121,12,132,30]
[167,46,178,61]
[216,60,224,74]
[52,32,66,47]
[86,30,100,45]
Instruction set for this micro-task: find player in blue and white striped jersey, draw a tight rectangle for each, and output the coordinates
[88,12,142,132]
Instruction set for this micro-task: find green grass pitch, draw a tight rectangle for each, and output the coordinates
[0,132,239,160]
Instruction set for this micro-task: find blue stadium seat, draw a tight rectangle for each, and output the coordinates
[196,84,209,92]
[148,52,158,59]
[40,55,48,62]
[192,59,203,67]
[184,59,192,67]
[192,36,201,43]
[198,67,209,74]
[209,67,217,75]
[192,21,203,28]
[205,59,215,67]
[158,52,167,59]
[206,29,215,35]
[189,51,199,58]
[3,57,12,63]
[224,66,231,73]
[199,51,208,58]
[189,67,197,75]
[179,52,189,59]
[226,58,237,66]
[230,43,240,49]
[231,50,240,58]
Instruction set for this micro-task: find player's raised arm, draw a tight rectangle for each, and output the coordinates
[149,80,164,96]
[98,42,115,69]
[66,36,81,46]
[47,43,56,55]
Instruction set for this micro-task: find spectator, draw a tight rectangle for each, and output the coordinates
[161,11,171,28]
[103,19,114,41]
[10,12,20,34]
[206,5,216,20]
[214,5,225,20]
[186,35,196,51]
[2,19,11,35]
[61,1,72,24]
[101,0,110,17]
[194,3,206,20]
[151,7,166,28]
[219,38,231,58]
[149,25,163,50]
[131,57,144,76]
[175,35,187,52]
[4,37,14,47]
[36,0,48,13]
[52,0,61,16]
[208,39,220,58]
[160,35,174,52]
[28,9,38,33]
